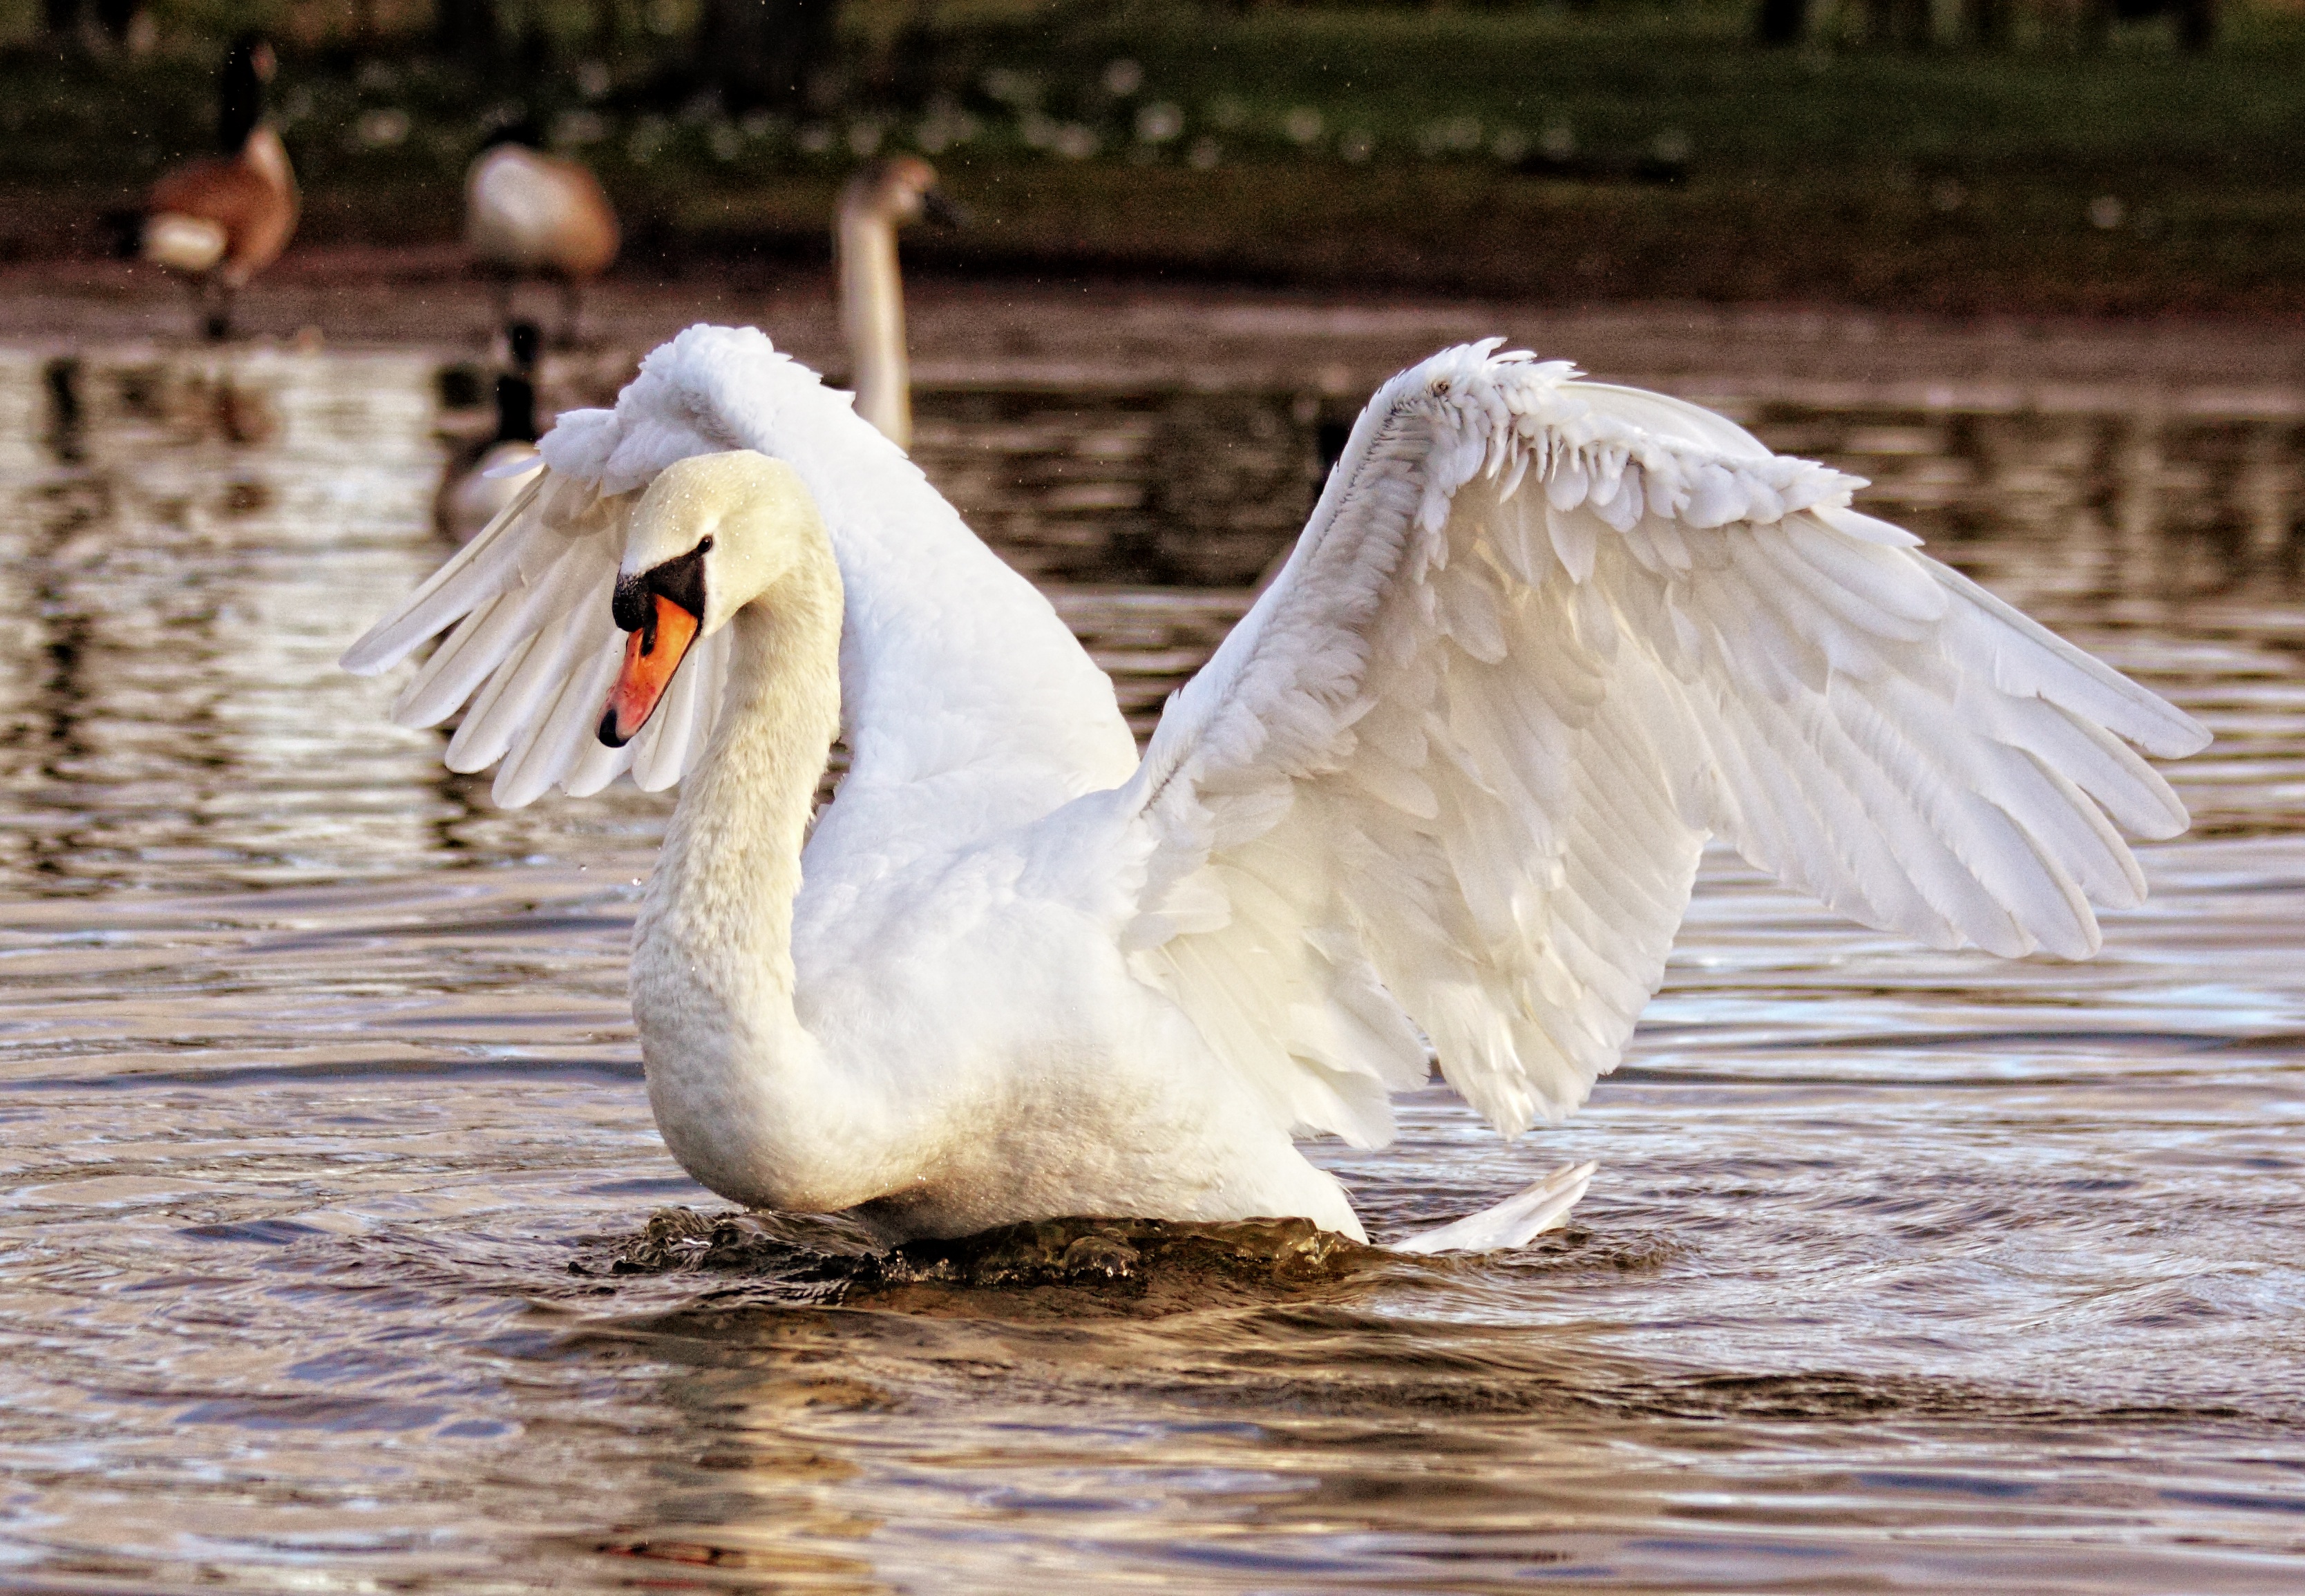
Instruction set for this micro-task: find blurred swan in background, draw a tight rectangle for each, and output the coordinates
[345,327,2207,1253]
[437,320,544,544]
[123,33,298,341]
[837,156,961,449]
[465,126,619,347]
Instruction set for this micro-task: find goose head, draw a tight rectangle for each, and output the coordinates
[598,451,829,747]
[218,33,277,154]
[840,155,965,230]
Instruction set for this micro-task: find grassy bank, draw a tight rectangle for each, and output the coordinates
[4,3,2302,312]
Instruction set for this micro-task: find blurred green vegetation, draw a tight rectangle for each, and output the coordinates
[4,1,2302,311]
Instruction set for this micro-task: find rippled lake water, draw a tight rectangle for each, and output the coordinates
[0,342,2300,1593]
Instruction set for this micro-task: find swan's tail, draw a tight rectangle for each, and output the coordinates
[1394,1161,1597,1255]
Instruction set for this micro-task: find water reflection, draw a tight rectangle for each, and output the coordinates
[914,383,2305,600]
[0,344,2299,1592]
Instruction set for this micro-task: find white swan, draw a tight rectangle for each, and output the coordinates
[836,156,960,450]
[343,327,2207,1252]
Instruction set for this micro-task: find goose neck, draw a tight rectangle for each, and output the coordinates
[836,202,911,448]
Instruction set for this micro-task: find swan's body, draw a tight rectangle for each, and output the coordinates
[465,140,619,345]
[134,35,297,340]
[836,157,958,449]
[594,455,1351,1231]
[345,327,2206,1251]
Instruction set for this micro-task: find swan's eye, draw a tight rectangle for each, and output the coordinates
[613,537,712,635]
[651,537,711,620]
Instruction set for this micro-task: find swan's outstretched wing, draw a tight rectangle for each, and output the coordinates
[1121,343,2207,1146]
[344,325,1137,826]
[341,458,728,805]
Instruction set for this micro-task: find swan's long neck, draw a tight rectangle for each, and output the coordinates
[837,198,911,450]
[631,540,879,1210]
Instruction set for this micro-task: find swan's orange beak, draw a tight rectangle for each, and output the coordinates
[598,593,699,747]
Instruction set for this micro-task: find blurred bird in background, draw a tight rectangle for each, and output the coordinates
[837,155,962,451]
[117,33,298,341]
[464,123,619,348]
[437,318,544,544]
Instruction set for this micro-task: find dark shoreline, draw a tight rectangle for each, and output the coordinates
[3,256,2299,408]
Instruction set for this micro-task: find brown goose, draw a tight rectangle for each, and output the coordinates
[133,35,298,341]
[437,320,545,544]
[464,126,619,348]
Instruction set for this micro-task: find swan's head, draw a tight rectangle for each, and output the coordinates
[598,450,828,748]
[840,155,965,229]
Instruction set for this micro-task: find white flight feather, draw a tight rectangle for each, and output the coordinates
[1117,339,2208,1141]
[344,323,1139,849]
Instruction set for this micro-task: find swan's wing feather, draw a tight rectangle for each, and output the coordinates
[339,470,544,675]
[1123,343,2207,1143]
[348,326,1137,832]
[343,445,731,808]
